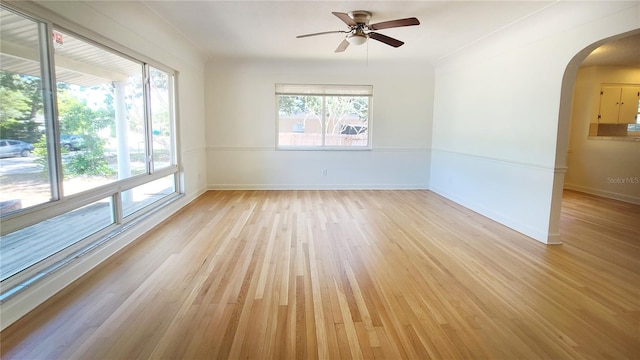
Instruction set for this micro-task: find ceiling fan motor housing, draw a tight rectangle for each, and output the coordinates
[348,11,372,26]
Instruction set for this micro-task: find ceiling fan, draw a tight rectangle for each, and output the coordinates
[296,11,420,53]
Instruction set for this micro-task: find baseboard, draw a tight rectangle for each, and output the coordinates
[207,184,430,190]
[192,185,208,198]
[430,185,551,244]
[546,232,563,245]
[563,183,640,205]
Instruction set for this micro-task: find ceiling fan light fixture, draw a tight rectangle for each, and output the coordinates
[347,33,367,46]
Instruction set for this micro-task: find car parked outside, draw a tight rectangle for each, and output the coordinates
[0,139,34,158]
[60,134,86,151]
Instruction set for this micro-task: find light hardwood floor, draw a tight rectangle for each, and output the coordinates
[1,190,639,359]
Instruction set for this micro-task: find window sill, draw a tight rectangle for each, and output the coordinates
[587,136,640,142]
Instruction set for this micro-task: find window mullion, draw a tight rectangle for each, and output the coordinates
[38,21,63,200]
[167,74,177,165]
[321,96,326,147]
[112,193,123,225]
[143,65,154,174]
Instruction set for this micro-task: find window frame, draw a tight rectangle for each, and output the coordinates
[626,97,640,135]
[275,83,373,151]
[0,2,182,297]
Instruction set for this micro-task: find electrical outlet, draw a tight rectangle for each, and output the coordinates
[321,169,328,176]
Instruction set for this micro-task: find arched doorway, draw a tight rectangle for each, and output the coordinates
[550,29,640,242]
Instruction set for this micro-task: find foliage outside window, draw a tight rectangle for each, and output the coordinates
[0,4,179,294]
[276,84,372,149]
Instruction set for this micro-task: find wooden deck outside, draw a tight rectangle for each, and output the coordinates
[1,185,172,281]
[1,189,639,359]
[0,202,112,281]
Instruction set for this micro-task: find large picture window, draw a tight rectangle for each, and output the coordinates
[0,4,180,296]
[276,84,372,149]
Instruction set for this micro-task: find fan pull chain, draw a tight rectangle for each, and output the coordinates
[366,39,369,67]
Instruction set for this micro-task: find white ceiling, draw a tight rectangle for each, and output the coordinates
[141,1,553,62]
[140,1,638,65]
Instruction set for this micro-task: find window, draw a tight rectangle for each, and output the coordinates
[276,84,372,149]
[53,29,147,196]
[0,7,53,208]
[0,4,180,296]
[627,99,640,134]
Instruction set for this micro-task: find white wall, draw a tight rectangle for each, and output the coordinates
[566,66,640,204]
[205,59,433,189]
[430,1,640,243]
[1,0,208,330]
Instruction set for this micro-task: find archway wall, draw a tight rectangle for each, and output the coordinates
[430,2,639,243]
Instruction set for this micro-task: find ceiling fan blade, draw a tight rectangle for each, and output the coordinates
[297,30,347,38]
[368,32,404,48]
[332,12,357,27]
[369,17,420,30]
[335,39,350,53]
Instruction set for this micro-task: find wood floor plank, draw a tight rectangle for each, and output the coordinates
[1,189,639,359]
